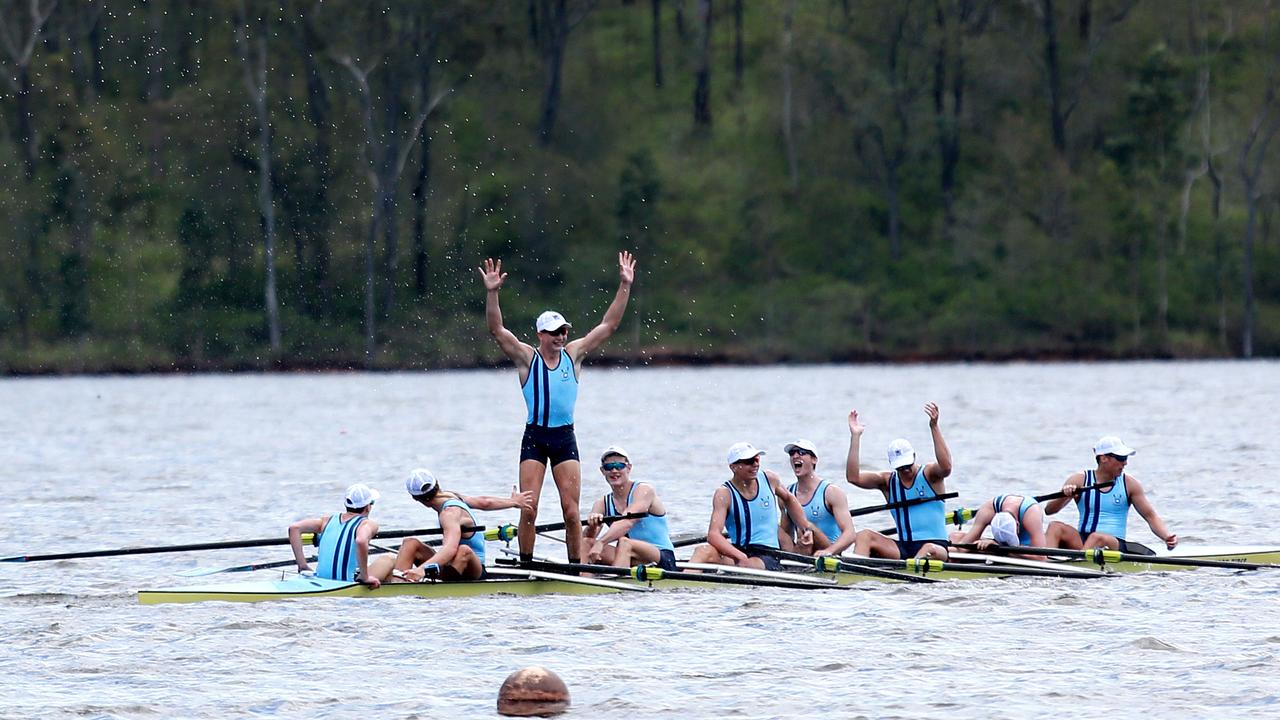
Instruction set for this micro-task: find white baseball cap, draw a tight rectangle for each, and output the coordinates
[344,483,381,509]
[784,439,818,457]
[886,438,915,469]
[726,442,766,464]
[535,311,571,332]
[600,446,631,463]
[1093,436,1136,457]
[405,468,438,497]
[990,511,1021,546]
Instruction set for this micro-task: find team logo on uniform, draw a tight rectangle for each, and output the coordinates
[1112,495,1123,505]
[762,499,771,508]
[810,509,820,518]
[560,369,570,381]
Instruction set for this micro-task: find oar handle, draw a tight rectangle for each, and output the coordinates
[1033,480,1116,502]
[849,492,959,517]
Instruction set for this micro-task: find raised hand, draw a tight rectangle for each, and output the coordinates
[924,402,940,426]
[478,258,507,292]
[618,250,636,285]
[847,409,865,436]
[510,485,535,511]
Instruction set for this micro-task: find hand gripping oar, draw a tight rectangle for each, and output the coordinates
[6,513,649,565]
[755,547,939,584]
[876,481,1117,536]
[950,543,1279,571]
[496,558,850,591]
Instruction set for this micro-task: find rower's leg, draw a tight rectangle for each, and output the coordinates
[613,537,633,568]
[619,538,662,567]
[394,538,436,572]
[855,529,901,558]
[1083,532,1120,550]
[518,459,548,558]
[549,459,583,561]
[1045,521,1083,549]
[448,546,483,580]
[368,554,397,581]
[916,542,949,560]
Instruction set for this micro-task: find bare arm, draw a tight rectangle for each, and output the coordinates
[287,516,325,572]
[459,487,535,513]
[354,519,380,588]
[593,484,655,545]
[706,487,748,563]
[479,258,534,367]
[769,471,815,542]
[922,402,952,486]
[584,497,608,541]
[1043,472,1086,515]
[845,410,887,490]
[816,484,858,556]
[1127,476,1177,549]
[951,503,996,545]
[566,251,635,362]
[424,509,464,569]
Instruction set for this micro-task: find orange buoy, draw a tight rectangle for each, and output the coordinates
[496,666,571,717]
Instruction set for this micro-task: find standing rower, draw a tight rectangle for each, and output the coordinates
[288,483,385,588]
[584,446,678,570]
[949,494,1049,561]
[845,403,953,560]
[689,442,817,571]
[1043,436,1177,554]
[395,469,534,582]
[479,251,636,565]
[778,439,857,557]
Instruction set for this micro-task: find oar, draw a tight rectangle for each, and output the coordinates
[791,551,1105,579]
[877,481,1118,536]
[3,512,648,564]
[506,558,852,591]
[756,548,939,584]
[953,543,1280,571]
[850,492,958,517]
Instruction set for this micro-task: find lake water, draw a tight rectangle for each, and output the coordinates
[2,362,1279,719]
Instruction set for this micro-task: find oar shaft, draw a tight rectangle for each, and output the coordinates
[850,492,959,517]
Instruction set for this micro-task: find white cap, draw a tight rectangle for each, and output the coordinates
[535,310,571,332]
[1093,436,1136,457]
[990,512,1021,546]
[600,446,631,463]
[784,439,818,457]
[887,438,915,469]
[405,468,438,497]
[344,483,380,509]
[726,442,766,464]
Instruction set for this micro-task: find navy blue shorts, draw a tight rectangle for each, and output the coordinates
[656,549,678,571]
[737,544,783,571]
[896,539,949,559]
[520,424,580,466]
[1082,533,1154,556]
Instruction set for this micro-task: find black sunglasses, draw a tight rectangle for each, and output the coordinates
[601,461,627,471]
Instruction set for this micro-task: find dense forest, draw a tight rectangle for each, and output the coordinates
[1,0,1278,373]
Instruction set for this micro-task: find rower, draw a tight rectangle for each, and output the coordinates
[845,403,953,560]
[583,446,678,570]
[688,442,817,571]
[1043,436,1177,554]
[778,439,857,557]
[395,469,535,582]
[479,251,636,567]
[287,483,384,588]
[949,494,1049,561]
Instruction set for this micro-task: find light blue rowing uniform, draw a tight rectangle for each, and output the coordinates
[992,494,1039,545]
[440,498,486,564]
[314,512,366,582]
[522,349,578,428]
[603,482,675,551]
[788,479,841,544]
[724,471,780,549]
[1077,471,1130,539]
[888,467,947,542]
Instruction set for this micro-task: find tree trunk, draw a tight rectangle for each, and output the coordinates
[693,0,713,128]
[1242,193,1257,358]
[733,0,743,90]
[536,0,569,145]
[651,0,664,88]
[781,0,798,190]
[1041,0,1067,155]
[293,3,334,317]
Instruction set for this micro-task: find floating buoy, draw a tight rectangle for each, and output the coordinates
[496,666,570,717]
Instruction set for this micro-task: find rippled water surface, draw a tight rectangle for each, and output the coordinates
[2,362,1279,719]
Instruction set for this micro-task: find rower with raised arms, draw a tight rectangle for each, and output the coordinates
[949,494,1050,561]
[394,469,534,582]
[479,251,636,566]
[1043,436,1177,554]
[583,446,678,570]
[845,403,953,560]
[689,442,817,571]
[288,483,384,588]
[778,439,857,557]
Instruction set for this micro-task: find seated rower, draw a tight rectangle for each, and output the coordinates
[845,403,952,560]
[778,439,857,557]
[583,446,678,570]
[689,442,816,571]
[394,469,534,582]
[949,494,1049,561]
[288,483,384,588]
[1043,436,1177,554]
